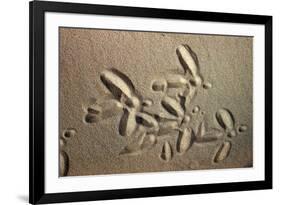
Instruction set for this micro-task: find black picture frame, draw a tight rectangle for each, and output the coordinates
[29,1,272,204]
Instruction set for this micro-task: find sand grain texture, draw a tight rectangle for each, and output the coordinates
[59,28,253,176]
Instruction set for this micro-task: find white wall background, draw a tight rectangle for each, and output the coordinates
[0,0,279,204]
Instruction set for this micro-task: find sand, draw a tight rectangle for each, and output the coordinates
[59,27,253,177]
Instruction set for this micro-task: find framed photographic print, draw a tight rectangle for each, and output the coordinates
[29,0,272,204]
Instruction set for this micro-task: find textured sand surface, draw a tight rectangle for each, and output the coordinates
[59,28,253,177]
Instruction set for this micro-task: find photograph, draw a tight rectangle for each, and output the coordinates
[59,28,253,176]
